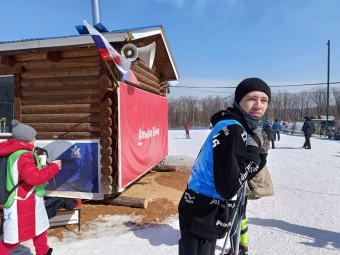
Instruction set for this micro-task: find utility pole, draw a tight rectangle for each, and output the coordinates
[326,40,330,136]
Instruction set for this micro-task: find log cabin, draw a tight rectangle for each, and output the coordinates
[0,25,179,200]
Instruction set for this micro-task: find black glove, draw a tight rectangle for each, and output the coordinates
[34,146,49,157]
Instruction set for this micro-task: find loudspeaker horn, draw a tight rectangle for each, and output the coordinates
[137,42,156,69]
[121,42,156,69]
[121,43,138,62]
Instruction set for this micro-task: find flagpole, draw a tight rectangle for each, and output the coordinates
[103,61,120,88]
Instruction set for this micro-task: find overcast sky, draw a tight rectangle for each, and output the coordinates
[1,0,340,98]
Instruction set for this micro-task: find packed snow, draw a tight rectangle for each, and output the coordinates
[6,129,340,255]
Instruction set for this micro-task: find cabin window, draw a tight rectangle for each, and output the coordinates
[0,75,14,133]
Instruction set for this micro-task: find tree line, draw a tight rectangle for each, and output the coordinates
[168,86,340,128]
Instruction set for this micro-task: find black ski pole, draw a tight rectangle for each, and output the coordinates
[220,185,245,255]
[232,186,247,255]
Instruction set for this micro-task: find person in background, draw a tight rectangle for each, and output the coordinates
[185,123,190,139]
[178,77,271,255]
[272,119,281,141]
[265,123,276,149]
[302,116,315,149]
[262,119,272,131]
[0,120,62,255]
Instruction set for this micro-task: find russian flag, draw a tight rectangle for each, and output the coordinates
[83,20,139,86]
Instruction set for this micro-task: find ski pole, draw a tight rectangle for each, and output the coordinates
[232,186,247,255]
[220,185,245,255]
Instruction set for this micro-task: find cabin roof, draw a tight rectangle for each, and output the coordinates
[0,25,179,80]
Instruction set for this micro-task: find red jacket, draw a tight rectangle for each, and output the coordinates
[185,124,190,131]
[0,139,59,243]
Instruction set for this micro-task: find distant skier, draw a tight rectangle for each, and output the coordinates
[302,116,315,149]
[185,123,190,139]
[272,119,281,141]
[265,124,276,149]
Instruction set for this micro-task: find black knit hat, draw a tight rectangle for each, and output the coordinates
[234,77,271,104]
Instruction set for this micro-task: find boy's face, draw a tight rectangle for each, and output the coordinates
[239,91,269,118]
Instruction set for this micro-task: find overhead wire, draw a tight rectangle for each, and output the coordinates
[168,81,340,95]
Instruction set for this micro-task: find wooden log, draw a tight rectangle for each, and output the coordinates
[135,81,160,95]
[22,113,100,123]
[100,117,112,127]
[100,137,112,147]
[24,56,100,70]
[100,75,113,88]
[21,87,99,97]
[47,51,63,62]
[101,175,113,185]
[21,98,99,106]
[0,55,16,66]
[101,185,113,194]
[61,48,99,59]
[100,147,112,156]
[101,98,112,107]
[37,132,100,140]
[99,107,112,118]
[99,86,115,98]
[28,123,101,132]
[6,48,98,61]
[153,164,178,172]
[131,64,160,85]
[21,104,100,114]
[101,166,113,175]
[3,51,47,61]
[133,71,161,90]
[21,76,100,88]
[21,66,100,79]
[0,65,24,75]
[99,64,119,80]
[100,156,113,166]
[135,60,160,78]
[104,196,148,209]
[100,127,112,137]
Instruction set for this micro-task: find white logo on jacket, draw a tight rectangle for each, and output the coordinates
[216,220,229,228]
[184,192,195,204]
[241,131,247,143]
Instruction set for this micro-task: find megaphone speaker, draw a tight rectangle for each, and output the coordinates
[137,42,156,69]
[121,43,138,62]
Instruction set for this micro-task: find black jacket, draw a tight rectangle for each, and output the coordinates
[302,117,315,135]
[210,107,263,198]
[178,107,264,240]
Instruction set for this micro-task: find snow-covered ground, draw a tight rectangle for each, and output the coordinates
[7,129,340,255]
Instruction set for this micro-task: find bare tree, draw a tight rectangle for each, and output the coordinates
[168,87,339,128]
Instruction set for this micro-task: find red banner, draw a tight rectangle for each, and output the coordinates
[118,82,168,190]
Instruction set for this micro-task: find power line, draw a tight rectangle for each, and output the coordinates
[169,81,340,89]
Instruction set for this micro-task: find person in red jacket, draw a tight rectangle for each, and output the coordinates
[185,123,190,139]
[0,120,62,255]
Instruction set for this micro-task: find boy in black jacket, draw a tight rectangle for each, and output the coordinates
[178,77,271,255]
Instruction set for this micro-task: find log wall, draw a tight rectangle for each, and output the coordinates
[0,44,169,195]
